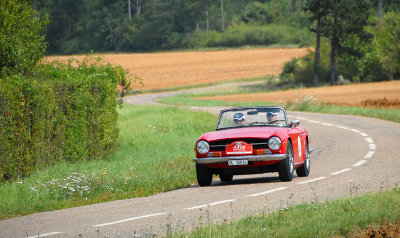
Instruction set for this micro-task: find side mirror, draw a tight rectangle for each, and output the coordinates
[290,120,300,128]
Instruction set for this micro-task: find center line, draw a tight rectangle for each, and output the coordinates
[27,232,62,238]
[248,187,287,197]
[352,160,366,167]
[297,177,326,184]
[330,168,351,175]
[185,199,235,210]
[369,144,376,150]
[94,213,167,227]
[209,199,235,206]
[364,151,375,159]
[336,126,348,129]
[365,137,374,143]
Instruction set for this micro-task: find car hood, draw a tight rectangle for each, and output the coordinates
[199,127,283,142]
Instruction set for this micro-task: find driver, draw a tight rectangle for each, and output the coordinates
[267,112,278,124]
[233,112,246,126]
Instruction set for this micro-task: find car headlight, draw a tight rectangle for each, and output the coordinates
[268,137,281,150]
[197,140,210,154]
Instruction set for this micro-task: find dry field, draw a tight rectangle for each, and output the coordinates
[47,48,308,90]
[195,80,400,108]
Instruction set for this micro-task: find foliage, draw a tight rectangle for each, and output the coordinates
[34,0,314,54]
[0,105,216,218]
[0,0,48,75]
[360,12,400,81]
[0,56,130,182]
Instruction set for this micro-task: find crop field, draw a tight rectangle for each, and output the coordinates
[194,80,400,109]
[48,48,308,90]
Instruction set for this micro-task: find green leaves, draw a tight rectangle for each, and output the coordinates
[0,0,48,75]
[0,55,129,182]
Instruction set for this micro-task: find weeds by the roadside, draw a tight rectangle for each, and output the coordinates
[0,105,216,219]
[171,186,400,238]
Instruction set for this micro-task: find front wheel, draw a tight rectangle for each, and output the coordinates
[196,164,212,186]
[279,141,294,181]
[296,140,310,177]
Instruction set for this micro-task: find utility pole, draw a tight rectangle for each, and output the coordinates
[221,0,225,31]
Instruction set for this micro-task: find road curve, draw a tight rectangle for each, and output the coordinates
[1,88,400,237]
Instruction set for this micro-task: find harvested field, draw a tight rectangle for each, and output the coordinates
[195,80,400,109]
[47,48,308,90]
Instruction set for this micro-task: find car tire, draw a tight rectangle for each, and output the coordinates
[296,140,310,177]
[279,141,294,182]
[219,174,233,182]
[196,164,212,186]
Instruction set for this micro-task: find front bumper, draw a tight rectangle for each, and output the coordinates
[194,154,286,164]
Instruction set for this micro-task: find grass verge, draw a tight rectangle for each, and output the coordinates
[175,188,400,237]
[0,104,216,219]
[160,93,400,123]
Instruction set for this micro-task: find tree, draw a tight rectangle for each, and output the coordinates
[0,0,48,75]
[304,0,329,86]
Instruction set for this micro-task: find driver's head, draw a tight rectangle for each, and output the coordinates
[267,112,278,123]
[233,112,246,125]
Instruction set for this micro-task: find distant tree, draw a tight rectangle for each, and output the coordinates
[0,0,48,75]
[304,0,329,86]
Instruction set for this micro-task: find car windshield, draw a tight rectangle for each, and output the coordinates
[217,107,287,130]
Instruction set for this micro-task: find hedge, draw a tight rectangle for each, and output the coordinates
[0,56,129,182]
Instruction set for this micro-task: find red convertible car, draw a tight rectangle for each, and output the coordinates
[194,106,312,186]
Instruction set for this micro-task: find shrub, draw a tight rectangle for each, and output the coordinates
[0,56,130,182]
[0,0,48,75]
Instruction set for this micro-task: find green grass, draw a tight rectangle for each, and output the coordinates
[176,188,400,237]
[160,93,400,123]
[0,105,217,219]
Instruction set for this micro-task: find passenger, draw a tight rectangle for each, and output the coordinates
[267,112,278,124]
[233,112,246,126]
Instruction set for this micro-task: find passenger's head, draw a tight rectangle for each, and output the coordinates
[233,112,246,126]
[267,112,278,123]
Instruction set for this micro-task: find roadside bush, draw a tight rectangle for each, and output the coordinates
[0,56,130,182]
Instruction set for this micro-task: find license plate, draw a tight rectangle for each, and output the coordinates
[228,159,248,166]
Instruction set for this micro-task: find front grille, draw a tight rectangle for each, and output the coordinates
[209,138,268,152]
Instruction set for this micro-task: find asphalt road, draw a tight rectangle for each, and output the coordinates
[2,86,400,238]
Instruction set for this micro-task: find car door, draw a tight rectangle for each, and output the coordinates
[287,126,304,164]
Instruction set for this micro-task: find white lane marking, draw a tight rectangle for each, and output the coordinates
[209,199,235,206]
[321,123,332,126]
[185,199,235,210]
[364,151,375,159]
[297,177,326,185]
[26,232,62,238]
[309,120,320,123]
[369,144,376,150]
[330,168,352,175]
[365,137,374,143]
[350,129,360,133]
[296,117,306,120]
[247,187,287,197]
[94,213,167,227]
[336,126,349,129]
[185,205,208,210]
[360,133,368,137]
[352,160,367,167]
